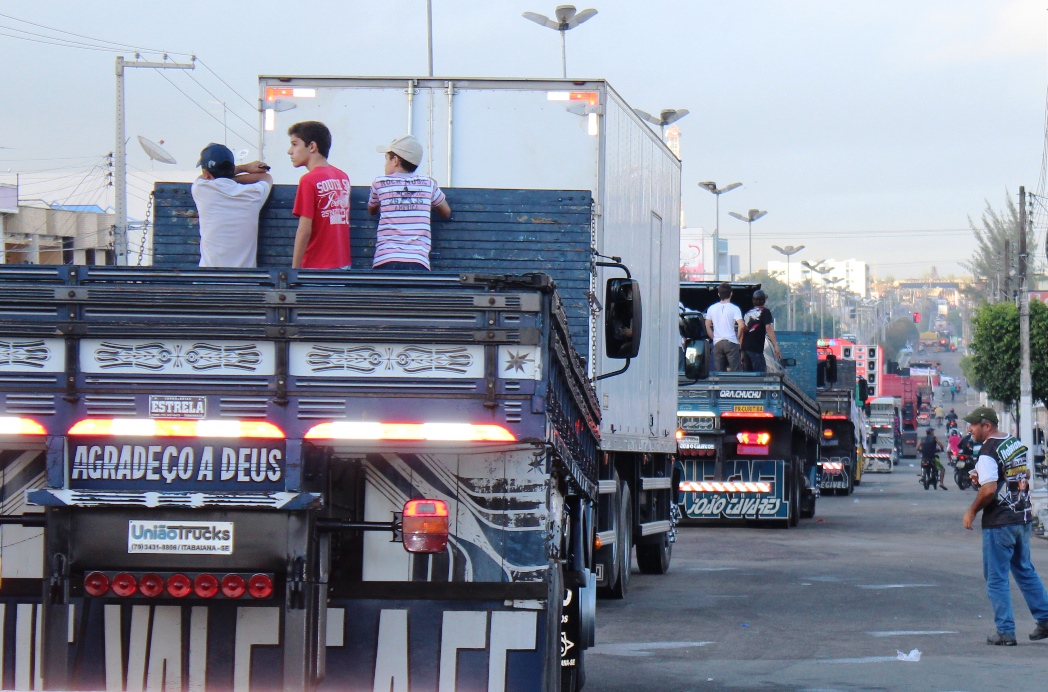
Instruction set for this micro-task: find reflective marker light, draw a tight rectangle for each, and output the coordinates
[679,481,772,493]
[84,572,110,597]
[0,417,46,436]
[304,422,515,442]
[111,573,137,598]
[248,574,274,599]
[167,574,192,598]
[221,574,246,599]
[68,418,284,439]
[823,414,848,420]
[822,462,845,473]
[402,499,450,554]
[139,573,164,598]
[193,574,219,599]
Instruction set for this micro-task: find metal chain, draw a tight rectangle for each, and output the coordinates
[138,191,154,266]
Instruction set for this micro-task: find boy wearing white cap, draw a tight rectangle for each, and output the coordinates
[368,135,452,270]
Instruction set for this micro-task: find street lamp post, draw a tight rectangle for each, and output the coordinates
[699,181,742,280]
[772,244,805,330]
[801,260,828,332]
[822,277,844,338]
[634,108,690,142]
[728,208,767,275]
[522,5,598,78]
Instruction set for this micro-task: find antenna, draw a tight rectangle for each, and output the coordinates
[137,136,177,165]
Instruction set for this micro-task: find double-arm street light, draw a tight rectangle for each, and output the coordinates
[822,276,845,338]
[772,244,805,330]
[801,260,828,331]
[523,5,598,78]
[634,108,690,141]
[729,208,768,275]
[699,181,742,280]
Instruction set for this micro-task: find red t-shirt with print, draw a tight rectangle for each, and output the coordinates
[292,165,351,268]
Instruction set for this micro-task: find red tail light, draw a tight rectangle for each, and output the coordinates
[111,573,137,597]
[84,572,110,597]
[735,431,771,456]
[167,574,192,598]
[193,574,219,599]
[139,573,164,598]
[248,574,273,599]
[67,418,284,439]
[0,417,47,436]
[221,574,247,599]
[402,499,450,553]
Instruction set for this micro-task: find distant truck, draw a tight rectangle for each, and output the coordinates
[817,359,862,495]
[864,396,899,472]
[676,283,821,527]
[881,372,919,457]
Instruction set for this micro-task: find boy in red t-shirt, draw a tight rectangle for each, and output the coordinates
[288,121,351,269]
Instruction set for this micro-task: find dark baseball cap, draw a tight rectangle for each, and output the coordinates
[962,406,998,425]
[197,143,235,175]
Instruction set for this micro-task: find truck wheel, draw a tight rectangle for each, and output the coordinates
[636,530,672,574]
[561,651,586,691]
[598,477,631,599]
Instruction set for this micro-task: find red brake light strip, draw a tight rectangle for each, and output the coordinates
[305,422,515,442]
[68,419,284,439]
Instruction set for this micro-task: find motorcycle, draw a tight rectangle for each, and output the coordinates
[954,452,973,490]
[920,456,941,490]
[946,419,958,432]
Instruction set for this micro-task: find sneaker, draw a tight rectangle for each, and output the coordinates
[987,632,1017,646]
[1030,621,1048,641]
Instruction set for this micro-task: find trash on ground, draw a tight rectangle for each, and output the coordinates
[896,648,921,661]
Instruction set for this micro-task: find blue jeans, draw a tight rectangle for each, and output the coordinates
[742,350,767,373]
[982,522,1048,634]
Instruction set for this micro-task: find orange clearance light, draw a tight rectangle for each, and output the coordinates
[823,428,834,439]
[304,422,515,442]
[67,419,284,439]
[0,417,47,436]
[402,499,450,554]
[675,429,684,440]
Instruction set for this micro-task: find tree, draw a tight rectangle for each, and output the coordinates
[967,300,1048,406]
[962,195,1040,290]
[880,317,918,361]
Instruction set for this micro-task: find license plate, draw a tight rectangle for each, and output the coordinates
[128,520,233,555]
[733,405,764,412]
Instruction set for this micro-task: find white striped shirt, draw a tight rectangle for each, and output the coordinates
[369,173,446,269]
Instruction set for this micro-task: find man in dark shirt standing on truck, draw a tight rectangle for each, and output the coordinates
[741,289,781,373]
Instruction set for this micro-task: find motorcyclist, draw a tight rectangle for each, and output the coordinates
[947,429,961,464]
[944,408,959,429]
[920,427,947,489]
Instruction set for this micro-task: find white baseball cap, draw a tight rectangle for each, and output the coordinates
[377,135,424,166]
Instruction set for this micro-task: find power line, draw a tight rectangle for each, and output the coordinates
[152,69,256,148]
[196,58,257,111]
[0,11,187,56]
[182,71,259,132]
[0,29,121,53]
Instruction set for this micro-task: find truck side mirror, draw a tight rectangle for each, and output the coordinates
[679,310,705,340]
[683,339,709,380]
[779,357,797,367]
[605,278,642,359]
[826,354,838,384]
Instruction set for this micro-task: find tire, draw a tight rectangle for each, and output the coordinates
[561,651,585,691]
[599,479,631,599]
[636,529,671,574]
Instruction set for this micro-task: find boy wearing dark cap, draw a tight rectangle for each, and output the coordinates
[962,406,1048,646]
[191,143,272,268]
[368,135,451,270]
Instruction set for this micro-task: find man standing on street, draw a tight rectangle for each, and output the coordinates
[962,406,1048,645]
[705,282,744,372]
[740,289,781,373]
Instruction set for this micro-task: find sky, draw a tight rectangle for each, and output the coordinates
[0,0,1045,278]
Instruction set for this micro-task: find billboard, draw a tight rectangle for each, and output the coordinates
[680,227,712,281]
[0,183,16,214]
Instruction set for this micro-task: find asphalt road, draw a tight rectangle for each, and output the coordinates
[587,352,1048,691]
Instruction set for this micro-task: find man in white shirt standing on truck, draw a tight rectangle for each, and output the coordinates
[191,142,273,268]
[705,282,745,372]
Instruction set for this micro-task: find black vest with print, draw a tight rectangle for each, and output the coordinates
[981,435,1031,528]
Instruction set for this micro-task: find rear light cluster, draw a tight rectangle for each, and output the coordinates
[677,438,716,457]
[678,447,717,457]
[83,571,273,599]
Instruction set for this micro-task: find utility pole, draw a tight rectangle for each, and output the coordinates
[1019,186,1034,487]
[114,55,195,266]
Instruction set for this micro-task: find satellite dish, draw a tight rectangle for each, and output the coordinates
[137,136,177,165]
[236,149,250,163]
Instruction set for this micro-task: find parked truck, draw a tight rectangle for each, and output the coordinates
[675,283,821,526]
[864,396,899,472]
[817,360,862,495]
[0,76,682,690]
[881,372,918,457]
